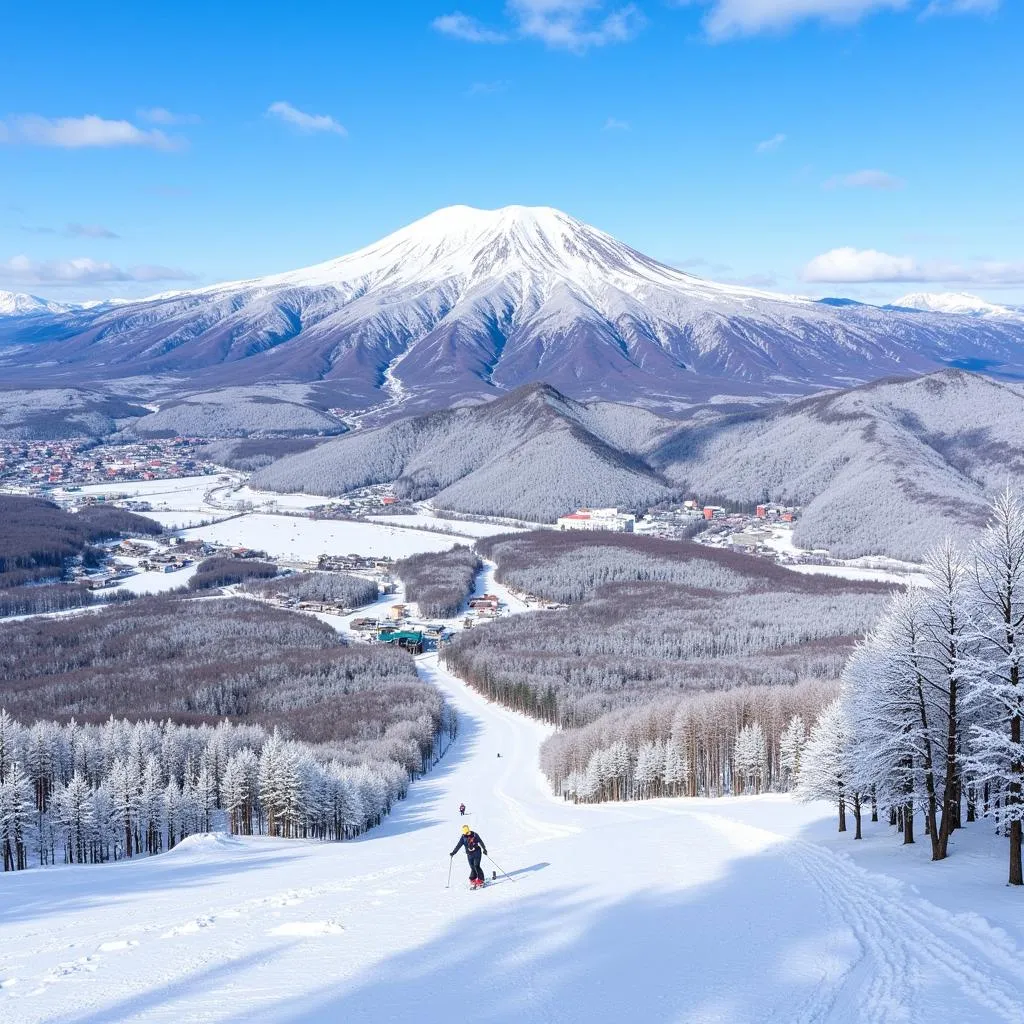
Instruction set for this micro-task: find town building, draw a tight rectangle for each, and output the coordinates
[556,507,635,533]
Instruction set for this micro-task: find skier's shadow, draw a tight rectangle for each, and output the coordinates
[492,861,549,883]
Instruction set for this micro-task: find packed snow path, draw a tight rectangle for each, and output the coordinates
[2,596,1023,1020]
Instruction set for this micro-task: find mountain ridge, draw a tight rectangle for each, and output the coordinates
[3,206,1024,416]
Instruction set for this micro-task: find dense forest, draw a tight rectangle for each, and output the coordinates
[242,570,380,608]
[0,595,453,870]
[396,546,481,618]
[188,555,278,590]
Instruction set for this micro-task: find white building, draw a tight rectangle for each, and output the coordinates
[556,507,635,533]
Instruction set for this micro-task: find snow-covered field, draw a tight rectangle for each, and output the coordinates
[67,476,230,509]
[2,568,1022,1022]
[110,564,197,596]
[365,513,526,538]
[762,526,930,586]
[178,514,462,561]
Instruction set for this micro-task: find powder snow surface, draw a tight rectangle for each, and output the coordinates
[1,574,1022,1022]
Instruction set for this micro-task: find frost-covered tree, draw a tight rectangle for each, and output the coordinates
[798,701,851,832]
[966,489,1024,885]
[779,716,806,787]
[733,723,767,795]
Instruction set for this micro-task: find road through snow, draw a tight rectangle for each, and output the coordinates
[2,575,1023,1022]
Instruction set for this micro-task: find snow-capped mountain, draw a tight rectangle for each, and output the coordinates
[0,290,74,316]
[891,291,1024,319]
[2,205,1024,414]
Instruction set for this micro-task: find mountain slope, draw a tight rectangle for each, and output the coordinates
[252,383,677,520]
[3,206,1024,414]
[651,369,1024,559]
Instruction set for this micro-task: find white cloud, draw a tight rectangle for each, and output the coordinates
[0,114,179,150]
[677,0,914,39]
[603,117,631,131]
[803,246,1024,285]
[433,12,509,41]
[823,168,905,189]
[66,223,120,239]
[923,0,999,15]
[137,107,201,125]
[433,1,644,51]
[0,254,195,286]
[755,132,786,153]
[266,102,347,136]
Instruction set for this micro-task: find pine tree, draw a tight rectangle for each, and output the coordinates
[733,723,767,795]
[798,701,850,832]
[779,715,806,788]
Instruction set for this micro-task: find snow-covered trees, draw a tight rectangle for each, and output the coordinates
[0,713,445,871]
[395,546,481,618]
[779,716,806,787]
[798,700,851,832]
[965,489,1024,885]
[810,490,1024,883]
[734,723,767,795]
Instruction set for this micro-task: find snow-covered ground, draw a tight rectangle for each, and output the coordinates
[762,525,930,586]
[177,514,462,562]
[109,564,197,596]
[2,567,1022,1022]
[365,513,525,538]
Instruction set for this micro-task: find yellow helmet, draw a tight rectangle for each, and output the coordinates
[461,825,471,835]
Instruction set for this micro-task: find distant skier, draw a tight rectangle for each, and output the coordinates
[459,803,466,816]
[450,825,488,888]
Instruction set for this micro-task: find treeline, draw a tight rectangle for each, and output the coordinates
[242,571,380,608]
[189,555,278,590]
[799,490,1024,886]
[541,680,836,802]
[0,583,133,619]
[396,546,481,618]
[0,710,457,871]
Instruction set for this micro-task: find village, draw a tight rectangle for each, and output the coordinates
[0,436,218,492]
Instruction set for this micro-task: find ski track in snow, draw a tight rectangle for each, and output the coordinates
[1,564,1022,1022]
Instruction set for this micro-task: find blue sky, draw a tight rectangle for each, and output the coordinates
[1,0,1021,303]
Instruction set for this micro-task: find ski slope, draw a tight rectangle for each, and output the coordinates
[2,580,1023,1022]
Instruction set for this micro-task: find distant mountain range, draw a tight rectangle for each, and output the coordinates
[2,206,1024,419]
[254,370,1024,561]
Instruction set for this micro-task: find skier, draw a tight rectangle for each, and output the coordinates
[450,824,488,888]
[459,803,466,816]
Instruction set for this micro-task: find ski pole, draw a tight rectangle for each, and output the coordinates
[486,853,515,882]
[446,855,454,889]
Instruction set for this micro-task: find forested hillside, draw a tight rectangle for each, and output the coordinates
[253,383,675,521]
[249,371,1024,561]
[0,595,453,870]
[652,370,1024,559]
[446,533,894,793]
[396,546,481,618]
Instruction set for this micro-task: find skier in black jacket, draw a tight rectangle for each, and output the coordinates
[450,825,488,888]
